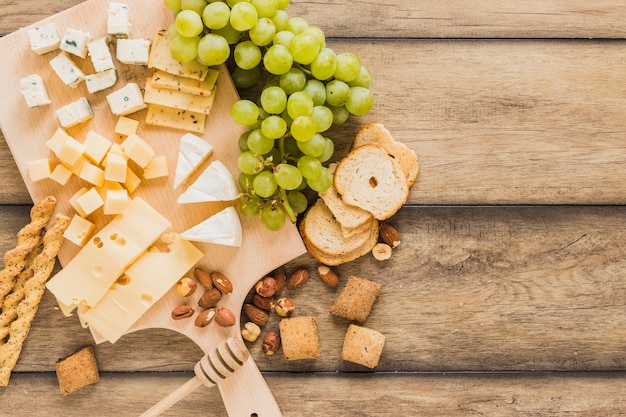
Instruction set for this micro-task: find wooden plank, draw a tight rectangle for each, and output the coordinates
[1,371,625,416]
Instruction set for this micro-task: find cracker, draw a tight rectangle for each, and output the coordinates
[55,346,100,396]
[279,316,321,360]
[329,275,382,322]
[341,324,386,369]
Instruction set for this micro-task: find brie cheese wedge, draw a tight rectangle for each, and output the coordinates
[180,206,242,247]
[177,160,238,203]
[174,133,214,188]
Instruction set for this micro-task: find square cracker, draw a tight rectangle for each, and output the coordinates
[279,316,321,360]
[341,324,386,368]
[329,275,382,322]
[55,346,99,396]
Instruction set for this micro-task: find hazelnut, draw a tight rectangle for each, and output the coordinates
[241,322,262,342]
[215,307,236,327]
[372,243,392,261]
[262,331,281,355]
[194,267,214,289]
[175,277,198,297]
[274,297,295,317]
[252,293,275,310]
[194,308,216,327]
[171,305,194,320]
[255,276,278,298]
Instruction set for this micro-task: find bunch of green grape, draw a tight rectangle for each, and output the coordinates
[164,0,374,231]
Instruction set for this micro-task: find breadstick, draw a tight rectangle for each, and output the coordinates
[0,213,70,386]
[0,196,56,307]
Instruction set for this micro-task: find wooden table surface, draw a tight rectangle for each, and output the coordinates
[2,0,626,415]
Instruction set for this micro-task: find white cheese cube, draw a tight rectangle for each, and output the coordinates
[28,23,61,55]
[116,38,150,65]
[60,28,91,58]
[107,1,131,38]
[49,51,85,87]
[63,215,96,247]
[106,83,146,116]
[88,37,115,72]
[20,74,51,108]
[85,68,117,94]
[27,159,52,182]
[55,97,94,128]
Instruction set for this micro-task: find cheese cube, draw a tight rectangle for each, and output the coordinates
[27,159,52,182]
[76,187,104,216]
[108,143,127,157]
[116,38,150,65]
[49,51,85,87]
[63,215,96,247]
[121,134,155,168]
[124,167,141,194]
[64,156,88,176]
[28,23,61,55]
[114,116,139,137]
[83,131,112,165]
[145,104,206,133]
[143,156,168,179]
[151,69,218,96]
[69,187,90,217]
[106,83,146,116]
[79,162,105,187]
[107,1,131,38]
[55,97,94,128]
[20,74,52,108]
[104,152,127,182]
[147,30,209,81]
[86,69,117,94]
[49,164,73,185]
[56,136,85,166]
[87,37,115,72]
[60,28,91,58]
[46,128,72,154]
[104,188,130,215]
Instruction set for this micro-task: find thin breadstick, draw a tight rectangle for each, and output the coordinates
[0,213,70,386]
[0,196,56,307]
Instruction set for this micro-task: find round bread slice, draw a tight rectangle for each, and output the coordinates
[352,123,419,186]
[334,144,409,220]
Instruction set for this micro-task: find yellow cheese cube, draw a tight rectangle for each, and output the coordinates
[79,162,105,187]
[63,214,95,247]
[27,158,52,182]
[46,128,72,154]
[124,167,142,194]
[121,134,155,168]
[143,156,168,179]
[56,136,85,166]
[104,188,130,215]
[104,152,128,182]
[114,116,139,137]
[76,187,104,216]
[96,181,124,201]
[83,130,112,164]
[49,163,73,185]
[109,143,127,157]
[64,155,88,176]
[69,187,89,217]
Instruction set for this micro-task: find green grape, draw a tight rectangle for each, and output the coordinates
[168,22,179,39]
[276,0,289,9]
[240,195,262,216]
[280,108,293,128]
[175,10,204,37]
[260,85,287,114]
[181,0,207,15]
[334,52,361,83]
[170,34,200,62]
[238,130,251,152]
[251,0,278,18]
[318,136,334,162]
[263,147,281,164]
[227,0,249,7]
[231,66,261,89]
[253,171,278,198]
[325,79,351,107]
[234,40,262,70]
[197,33,230,65]
[212,23,242,44]
[310,48,337,81]
[345,86,374,116]
[249,18,276,46]
[296,132,325,157]
[289,32,320,65]
[202,2,230,29]
[261,115,287,139]
[307,166,332,192]
[238,172,255,192]
[303,79,326,106]
[290,115,316,142]
[273,163,303,190]
[348,64,372,88]
[247,128,274,154]
[279,67,306,95]
[238,150,263,175]
[261,205,285,231]
[328,104,349,125]
[310,105,333,132]
[231,99,260,126]
[164,0,182,12]
[263,44,293,75]
[287,91,313,119]
[271,9,289,31]
[303,26,325,49]
[286,16,308,34]
[230,2,258,31]
[297,155,323,180]
[283,136,303,158]
[286,190,308,213]
[273,30,294,48]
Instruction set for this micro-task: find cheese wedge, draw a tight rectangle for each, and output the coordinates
[177,160,239,203]
[174,133,214,188]
[180,206,242,247]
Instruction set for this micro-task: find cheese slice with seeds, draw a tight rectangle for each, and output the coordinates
[151,69,218,96]
[180,206,242,247]
[177,160,238,203]
[174,133,214,188]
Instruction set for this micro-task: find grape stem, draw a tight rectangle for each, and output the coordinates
[278,188,297,223]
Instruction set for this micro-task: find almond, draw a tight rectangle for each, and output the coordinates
[171,305,194,320]
[243,303,269,326]
[215,307,236,327]
[287,267,309,289]
[273,266,286,293]
[211,271,233,294]
[379,222,401,248]
[194,267,214,289]
[198,287,222,308]
[252,293,275,310]
[194,308,216,327]
[317,265,340,288]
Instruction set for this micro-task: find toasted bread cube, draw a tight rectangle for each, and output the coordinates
[341,324,385,369]
[55,346,99,396]
[279,316,320,360]
[329,275,383,322]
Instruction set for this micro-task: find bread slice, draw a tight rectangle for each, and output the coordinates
[352,123,419,186]
[302,220,378,266]
[334,144,409,220]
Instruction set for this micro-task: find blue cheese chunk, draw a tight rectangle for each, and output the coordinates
[106,83,146,116]
[88,37,115,72]
[27,23,61,55]
[60,28,91,58]
[49,51,85,88]
[55,97,94,128]
[116,38,150,65]
[20,74,52,108]
[107,1,131,38]
[86,69,118,94]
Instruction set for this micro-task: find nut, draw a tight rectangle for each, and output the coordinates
[171,305,194,320]
[198,287,222,308]
[273,266,286,293]
[211,271,233,294]
[252,293,275,310]
[175,276,198,297]
[194,308,216,327]
[262,331,281,355]
[317,265,340,288]
[214,307,236,327]
[243,303,270,326]
[194,267,213,289]
[287,267,309,289]
[274,297,295,317]
[372,243,392,261]
[241,321,262,342]
[379,222,401,248]
[255,276,278,298]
